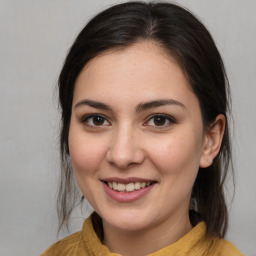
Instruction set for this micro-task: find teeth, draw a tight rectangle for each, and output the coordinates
[113,182,118,190]
[126,183,135,192]
[107,181,152,192]
[117,183,126,191]
[134,182,141,190]
[108,181,113,189]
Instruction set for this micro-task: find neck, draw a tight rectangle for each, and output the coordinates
[102,212,192,256]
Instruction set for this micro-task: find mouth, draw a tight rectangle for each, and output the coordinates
[101,178,157,202]
[103,180,155,192]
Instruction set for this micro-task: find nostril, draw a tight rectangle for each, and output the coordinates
[106,146,145,169]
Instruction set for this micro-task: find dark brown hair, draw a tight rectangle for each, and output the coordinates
[57,1,233,237]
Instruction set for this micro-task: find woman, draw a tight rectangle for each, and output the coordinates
[41,2,244,255]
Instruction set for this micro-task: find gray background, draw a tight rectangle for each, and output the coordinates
[0,0,255,255]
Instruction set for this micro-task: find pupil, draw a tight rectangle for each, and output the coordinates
[154,116,166,126]
[93,116,104,125]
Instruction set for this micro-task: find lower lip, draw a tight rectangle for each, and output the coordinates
[103,182,155,203]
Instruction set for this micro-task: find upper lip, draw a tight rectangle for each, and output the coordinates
[101,177,157,184]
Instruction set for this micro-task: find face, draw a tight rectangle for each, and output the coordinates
[69,41,208,233]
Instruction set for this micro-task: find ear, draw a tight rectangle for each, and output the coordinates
[199,114,226,168]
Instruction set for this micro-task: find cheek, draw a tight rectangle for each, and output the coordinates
[149,134,203,209]
[68,129,107,177]
[68,129,109,204]
[148,133,202,177]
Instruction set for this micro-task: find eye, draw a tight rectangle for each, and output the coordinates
[145,114,175,128]
[82,114,110,127]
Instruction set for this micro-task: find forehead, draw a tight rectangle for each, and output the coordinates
[73,41,198,110]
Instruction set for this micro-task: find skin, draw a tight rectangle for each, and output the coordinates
[68,41,225,256]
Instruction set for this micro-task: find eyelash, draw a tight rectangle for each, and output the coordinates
[144,114,176,128]
[81,114,110,128]
[81,113,176,128]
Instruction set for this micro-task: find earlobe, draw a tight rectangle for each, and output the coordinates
[199,114,226,168]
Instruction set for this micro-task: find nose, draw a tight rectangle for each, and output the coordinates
[106,126,145,169]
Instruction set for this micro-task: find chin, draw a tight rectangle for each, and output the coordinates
[110,218,149,232]
[100,207,155,232]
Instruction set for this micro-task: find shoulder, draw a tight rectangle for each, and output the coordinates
[192,222,245,256]
[40,214,102,256]
[40,231,82,256]
[217,239,245,256]
[206,237,245,256]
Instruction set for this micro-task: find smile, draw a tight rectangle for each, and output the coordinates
[107,181,152,192]
[102,178,156,203]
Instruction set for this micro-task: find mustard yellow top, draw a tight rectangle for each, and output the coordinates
[41,213,244,256]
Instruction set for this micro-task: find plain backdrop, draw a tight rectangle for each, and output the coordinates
[0,0,255,255]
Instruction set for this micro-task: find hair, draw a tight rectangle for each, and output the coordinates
[57,1,233,238]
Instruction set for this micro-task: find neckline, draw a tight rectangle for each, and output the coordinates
[80,213,207,255]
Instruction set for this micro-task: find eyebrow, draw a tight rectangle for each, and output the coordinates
[74,98,185,112]
[136,99,185,112]
[75,99,112,111]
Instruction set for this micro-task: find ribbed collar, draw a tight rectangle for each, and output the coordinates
[80,213,212,256]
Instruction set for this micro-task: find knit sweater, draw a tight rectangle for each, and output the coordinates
[41,213,244,256]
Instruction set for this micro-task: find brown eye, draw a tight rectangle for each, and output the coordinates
[145,114,175,128]
[93,116,105,126]
[82,114,110,127]
[153,116,167,126]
